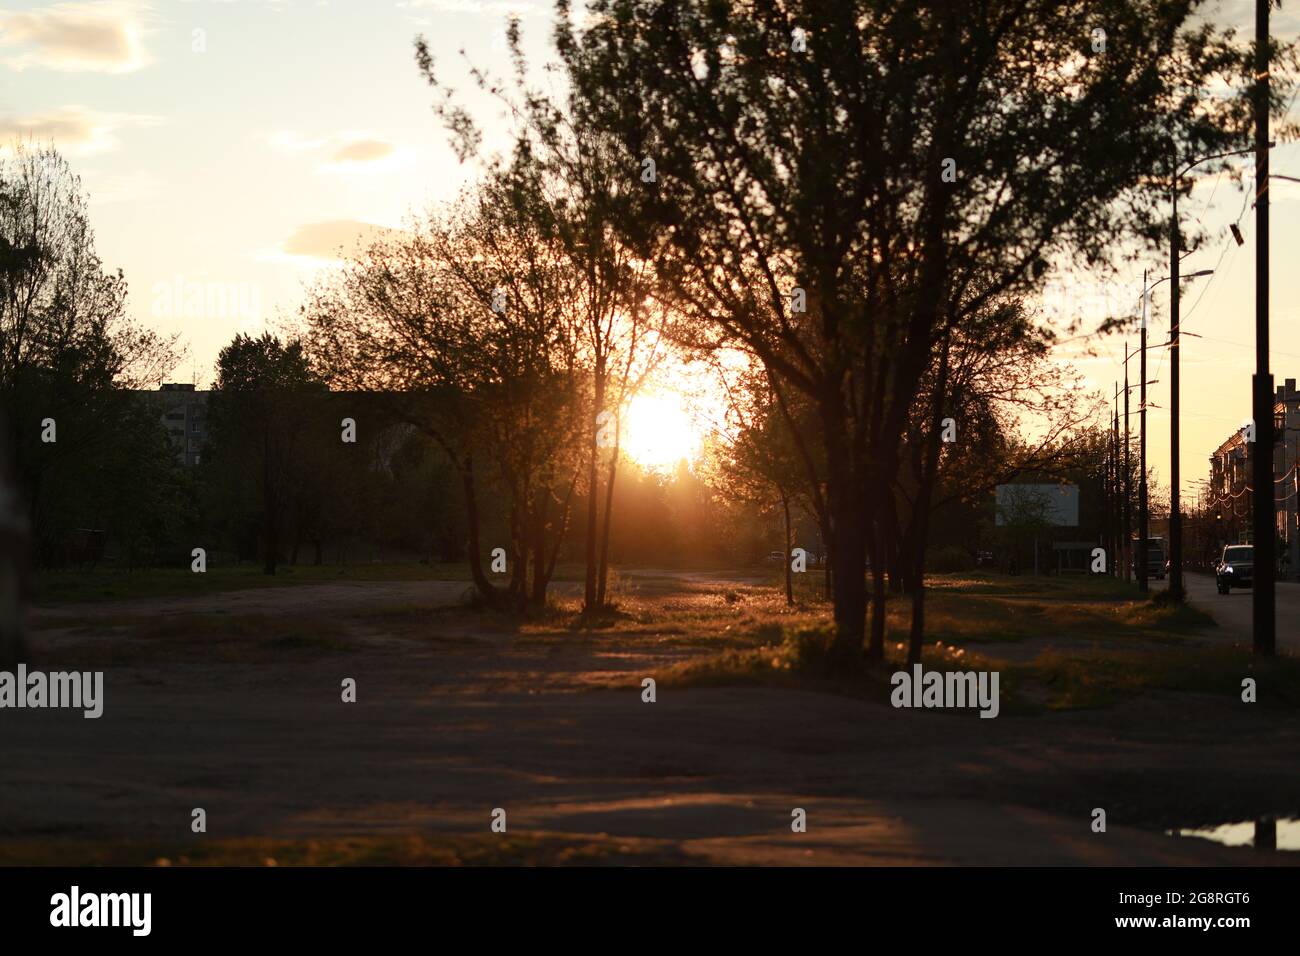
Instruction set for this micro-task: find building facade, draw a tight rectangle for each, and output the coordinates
[1207,377,1299,577]
[144,383,209,468]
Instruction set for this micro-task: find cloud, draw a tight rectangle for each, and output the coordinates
[278,219,401,261]
[0,105,160,155]
[330,139,394,163]
[0,2,150,73]
[270,130,412,174]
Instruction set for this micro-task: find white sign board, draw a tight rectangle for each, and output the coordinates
[995,484,1079,527]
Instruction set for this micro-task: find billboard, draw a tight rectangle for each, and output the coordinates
[995,483,1079,527]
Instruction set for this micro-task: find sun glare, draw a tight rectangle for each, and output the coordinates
[622,391,704,471]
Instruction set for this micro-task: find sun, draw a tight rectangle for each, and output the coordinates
[621,391,704,471]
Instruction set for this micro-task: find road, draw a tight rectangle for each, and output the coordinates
[1159,571,1300,655]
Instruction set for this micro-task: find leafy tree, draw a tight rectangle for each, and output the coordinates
[0,144,182,580]
[414,33,667,613]
[554,0,1296,664]
[207,333,324,575]
[303,176,584,609]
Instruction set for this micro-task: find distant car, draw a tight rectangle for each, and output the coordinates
[975,550,995,568]
[766,550,785,564]
[1215,544,1254,594]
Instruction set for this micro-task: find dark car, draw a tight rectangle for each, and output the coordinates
[1215,545,1254,594]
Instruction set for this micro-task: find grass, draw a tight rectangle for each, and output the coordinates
[637,571,1275,713]
[31,563,1267,712]
[0,833,694,867]
[1006,645,1300,711]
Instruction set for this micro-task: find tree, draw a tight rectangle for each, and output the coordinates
[415,29,666,613]
[554,0,1295,665]
[709,356,816,605]
[303,176,585,609]
[207,333,323,575]
[887,294,1089,662]
[0,144,182,573]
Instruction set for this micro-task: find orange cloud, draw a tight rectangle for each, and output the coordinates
[0,2,150,73]
[330,139,394,163]
[280,220,401,261]
[0,105,159,155]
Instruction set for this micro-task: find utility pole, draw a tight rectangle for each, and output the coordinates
[1113,386,1121,577]
[1253,0,1276,655]
[1170,153,1184,601]
[1123,347,1133,583]
[1139,271,1149,593]
[1103,386,1112,572]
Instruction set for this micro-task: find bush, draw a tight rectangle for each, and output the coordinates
[780,625,839,675]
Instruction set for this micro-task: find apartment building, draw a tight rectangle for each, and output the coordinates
[1207,377,1299,577]
[143,383,209,467]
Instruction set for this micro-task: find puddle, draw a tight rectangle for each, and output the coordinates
[1166,818,1300,851]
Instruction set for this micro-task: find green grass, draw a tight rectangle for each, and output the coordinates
[641,572,1257,712]
[905,573,1214,648]
[1006,645,1300,711]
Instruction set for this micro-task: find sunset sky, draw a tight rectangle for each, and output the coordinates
[4,0,1300,502]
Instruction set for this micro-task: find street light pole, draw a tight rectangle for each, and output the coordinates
[1123,346,1132,583]
[1140,271,1149,593]
[1253,0,1276,655]
[1171,164,1184,600]
[1112,384,1121,576]
[1168,145,1261,602]
[1136,270,1210,593]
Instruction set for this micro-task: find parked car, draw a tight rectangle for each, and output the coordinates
[975,550,995,568]
[1215,544,1254,594]
[766,550,785,564]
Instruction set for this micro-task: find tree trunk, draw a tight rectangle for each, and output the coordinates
[870,556,888,664]
[584,372,606,611]
[781,487,794,605]
[508,496,527,612]
[907,339,952,665]
[461,458,498,603]
[530,484,550,608]
[596,434,621,608]
[866,503,885,663]
[824,421,867,664]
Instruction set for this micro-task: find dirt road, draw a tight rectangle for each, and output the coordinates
[5,571,1298,865]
